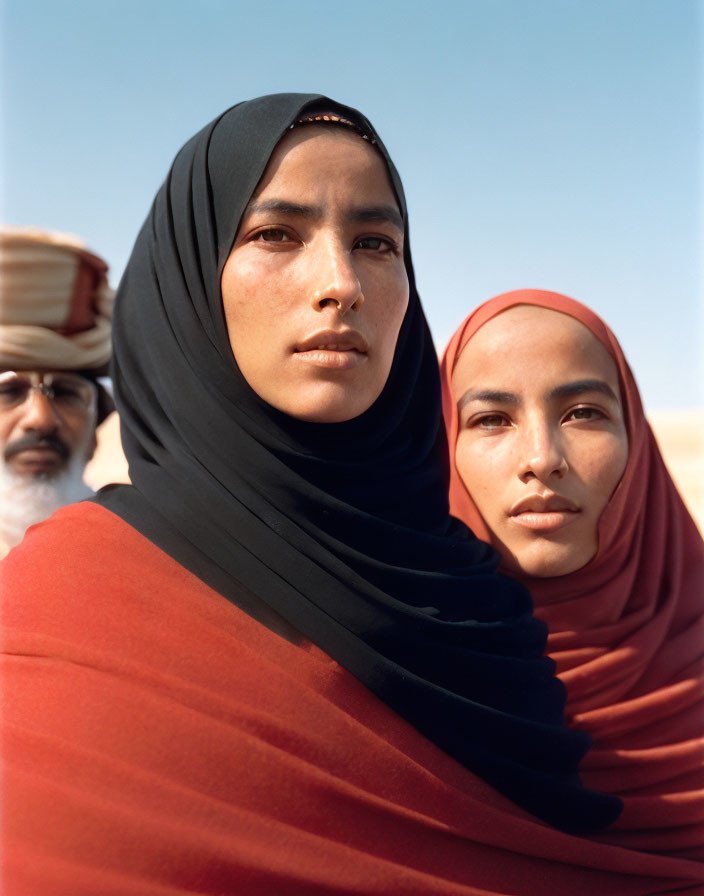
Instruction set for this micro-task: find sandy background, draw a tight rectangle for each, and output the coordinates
[647,410,704,535]
[85,409,704,536]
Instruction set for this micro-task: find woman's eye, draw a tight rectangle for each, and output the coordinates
[253,229,292,243]
[354,236,394,252]
[565,407,605,422]
[474,414,509,429]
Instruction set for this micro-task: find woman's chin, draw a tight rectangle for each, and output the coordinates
[498,540,597,579]
[266,382,383,424]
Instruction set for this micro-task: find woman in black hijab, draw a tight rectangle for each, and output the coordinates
[106,91,615,825]
[9,94,695,896]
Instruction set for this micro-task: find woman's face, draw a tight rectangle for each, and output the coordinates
[452,305,628,577]
[221,126,409,423]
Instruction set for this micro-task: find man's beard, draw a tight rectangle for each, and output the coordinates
[0,451,93,549]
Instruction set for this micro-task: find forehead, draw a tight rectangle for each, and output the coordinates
[252,125,397,201]
[454,305,620,393]
[1,368,81,378]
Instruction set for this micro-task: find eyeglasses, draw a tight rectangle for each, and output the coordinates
[0,371,97,412]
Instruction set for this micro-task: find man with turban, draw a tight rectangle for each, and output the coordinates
[0,227,114,557]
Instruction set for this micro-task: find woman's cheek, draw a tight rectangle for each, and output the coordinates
[457,435,500,506]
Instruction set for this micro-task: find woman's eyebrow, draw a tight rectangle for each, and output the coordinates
[347,205,404,231]
[244,199,403,231]
[548,379,619,402]
[244,199,321,218]
[457,388,520,413]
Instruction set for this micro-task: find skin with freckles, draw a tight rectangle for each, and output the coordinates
[221,126,409,423]
[452,306,629,577]
[0,370,97,478]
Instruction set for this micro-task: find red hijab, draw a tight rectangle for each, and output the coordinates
[441,289,704,858]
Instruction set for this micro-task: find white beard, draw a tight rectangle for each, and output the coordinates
[0,453,93,549]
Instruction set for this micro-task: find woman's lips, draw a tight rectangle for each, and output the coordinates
[509,510,579,532]
[294,330,369,370]
[294,348,367,369]
[508,494,580,532]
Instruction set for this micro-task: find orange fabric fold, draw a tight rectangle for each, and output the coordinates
[3,503,704,893]
[440,289,704,859]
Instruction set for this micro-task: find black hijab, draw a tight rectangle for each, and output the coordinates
[95,93,621,833]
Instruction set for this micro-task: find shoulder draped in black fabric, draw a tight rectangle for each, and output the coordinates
[95,92,621,833]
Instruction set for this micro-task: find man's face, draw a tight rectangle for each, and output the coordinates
[0,370,98,478]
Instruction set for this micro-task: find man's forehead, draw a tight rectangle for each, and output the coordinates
[1,368,86,377]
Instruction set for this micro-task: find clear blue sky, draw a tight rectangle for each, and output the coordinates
[2,0,701,409]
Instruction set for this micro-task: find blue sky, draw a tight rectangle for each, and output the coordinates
[2,0,701,409]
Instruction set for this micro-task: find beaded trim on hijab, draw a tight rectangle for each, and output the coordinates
[289,111,376,144]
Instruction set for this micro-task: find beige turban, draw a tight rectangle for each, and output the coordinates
[0,227,115,374]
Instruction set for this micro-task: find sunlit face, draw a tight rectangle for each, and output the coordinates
[452,306,629,577]
[221,126,409,423]
[0,370,97,478]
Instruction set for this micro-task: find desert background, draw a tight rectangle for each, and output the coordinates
[647,410,704,533]
[86,408,704,536]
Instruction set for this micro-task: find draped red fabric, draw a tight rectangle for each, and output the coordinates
[2,502,703,894]
[440,289,704,860]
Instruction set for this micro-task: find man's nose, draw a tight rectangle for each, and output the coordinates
[19,389,63,434]
[310,239,364,314]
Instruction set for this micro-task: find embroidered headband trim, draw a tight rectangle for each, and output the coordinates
[289,112,376,144]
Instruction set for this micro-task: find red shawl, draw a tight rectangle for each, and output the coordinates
[3,503,704,893]
[440,289,704,859]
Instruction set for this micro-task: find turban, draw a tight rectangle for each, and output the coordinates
[0,227,114,375]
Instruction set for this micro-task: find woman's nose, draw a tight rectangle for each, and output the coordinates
[310,239,363,313]
[517,423,568,483]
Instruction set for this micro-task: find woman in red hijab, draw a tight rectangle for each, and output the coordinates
[441,288,704,860]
